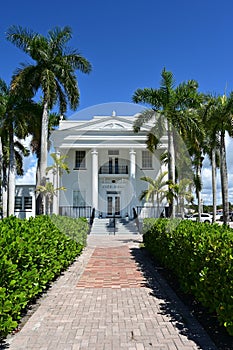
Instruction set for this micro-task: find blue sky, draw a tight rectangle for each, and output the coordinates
[1,0,233,204]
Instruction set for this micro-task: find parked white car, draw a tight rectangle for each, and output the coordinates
[187,213,212,223]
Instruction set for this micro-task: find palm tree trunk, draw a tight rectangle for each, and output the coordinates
[220,130,229,224]
[0,136,3,216]
[2,175,7,218]
[195,162,202,221]
[156,193,160,217]
[37,102,49,215]
[39,101,49,186]
[167,123,175,218]
[0,136,7,218]
[7,124,15,216]
[180,196,185,219]
[211,148,217,222]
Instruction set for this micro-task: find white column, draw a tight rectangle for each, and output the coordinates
[91,148,98,211]
[129,149,136,178]
[129,149,136,216]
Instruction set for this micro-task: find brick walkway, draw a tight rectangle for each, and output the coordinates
[77,246,146,289]
[6,234,217,350]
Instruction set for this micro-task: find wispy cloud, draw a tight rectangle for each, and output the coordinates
[16,136,37,185]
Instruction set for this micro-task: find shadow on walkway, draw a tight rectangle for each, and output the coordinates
[129,245,217,350]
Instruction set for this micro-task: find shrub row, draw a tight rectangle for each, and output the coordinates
[0,215,88,340]
[50,214,89,245]
[142,218,233,335]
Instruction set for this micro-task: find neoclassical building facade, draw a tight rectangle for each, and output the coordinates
[51,111,168,219]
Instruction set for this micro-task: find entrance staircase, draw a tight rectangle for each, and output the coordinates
[90,218,139,235]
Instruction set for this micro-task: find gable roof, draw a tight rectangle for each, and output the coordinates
[58,115,152,132]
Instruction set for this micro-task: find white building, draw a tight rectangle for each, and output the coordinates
[51,112,168,219]
[14,185,36,219]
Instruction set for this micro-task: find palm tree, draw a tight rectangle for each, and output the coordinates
[0,134,4,217]
[27,107,62,187]
[200,95,220,222]
[175,178,194,218]
[132,68,202,218]
[46,152,70,176]
[209,93,233,224]
[46,152,70,214]
[36,181,66,215]
[0,78,36,216]
[6,25,92,212]
[139,171,168,217]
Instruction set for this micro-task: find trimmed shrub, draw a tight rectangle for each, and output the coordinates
[143,218,233,335]
[0,215,88,340]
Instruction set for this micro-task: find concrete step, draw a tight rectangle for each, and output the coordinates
[90,218,139,235]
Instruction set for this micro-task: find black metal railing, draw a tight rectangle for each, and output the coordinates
[133,207,141,234]
[90,207,95,226]
[99,165,128,175]
[59,206,92,218]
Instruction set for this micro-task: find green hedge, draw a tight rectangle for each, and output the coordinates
[143,218,233,335]
[0,215,88,340]
[50,214,89,245]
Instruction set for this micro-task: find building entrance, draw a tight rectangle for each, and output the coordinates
[107,195,120,216]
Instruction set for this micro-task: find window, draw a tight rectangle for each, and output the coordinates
[24,197,32,209]
[75,151,86,169]
[108,150,119,156]
[73,190,86,206]
[142,150,153,169]
[15,197,23,210]
[15,196,32,210]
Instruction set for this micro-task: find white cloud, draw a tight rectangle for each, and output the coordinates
[16,161,37,185]
[15,136,37,185]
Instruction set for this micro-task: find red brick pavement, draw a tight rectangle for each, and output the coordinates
[77,246,146,288]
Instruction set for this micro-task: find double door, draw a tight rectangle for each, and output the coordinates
[107,195,120,216]
[109,157,119,174]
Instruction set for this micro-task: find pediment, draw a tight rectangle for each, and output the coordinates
[59,115,151,132]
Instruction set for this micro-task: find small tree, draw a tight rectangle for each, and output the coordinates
[139,171,168,217]
[46,152,70,214]
[36,182,66,215]
[175,178,194,218]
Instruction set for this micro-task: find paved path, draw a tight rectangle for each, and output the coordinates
[6,234,217,350]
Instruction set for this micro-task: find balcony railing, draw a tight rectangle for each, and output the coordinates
[99,165,128,175]
[59,206,92,218]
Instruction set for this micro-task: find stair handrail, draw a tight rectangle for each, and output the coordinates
[133,207,141,234]
[89,207,95,230]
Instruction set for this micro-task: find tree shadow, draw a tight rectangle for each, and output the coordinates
[130,246,218,350]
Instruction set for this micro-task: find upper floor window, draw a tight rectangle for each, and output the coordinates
[75,151,86,169]
[108,150,119,156]
[142,150,153,169]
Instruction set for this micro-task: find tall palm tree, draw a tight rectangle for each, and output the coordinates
[0,134,4,218]
[0,78,35,216]
[200,95,220,222]
[6,25,92,212]
[209,93,233,224]
[132,68,202,218]
[139,171,168,217]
